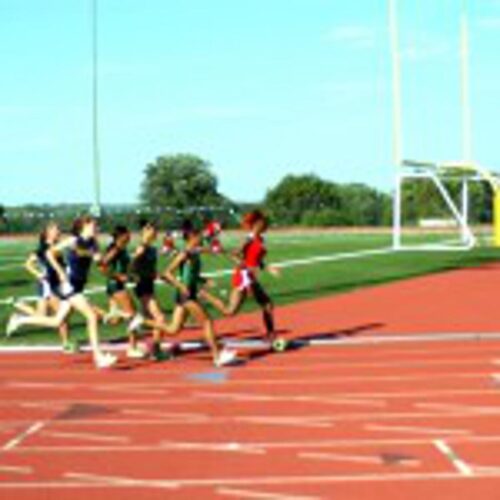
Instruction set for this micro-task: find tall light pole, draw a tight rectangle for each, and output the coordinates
[91,0,102,217]
[389,0,403,249]
[459,0,472,162]
[388,0,403,167]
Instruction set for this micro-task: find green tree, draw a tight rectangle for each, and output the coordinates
[141,154,228,210]
[264,174,342,226]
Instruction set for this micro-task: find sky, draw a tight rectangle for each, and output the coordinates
[1,0,500,206]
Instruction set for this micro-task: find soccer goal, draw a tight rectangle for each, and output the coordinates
[393,159,500,251]
[388,0,500,251]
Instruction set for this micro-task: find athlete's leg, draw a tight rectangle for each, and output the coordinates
[9,300,72,331]
[48,296,69,345]
[252,281,275,338]
[184,301,220,362]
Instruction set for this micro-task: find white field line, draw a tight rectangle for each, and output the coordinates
[5,470,492,489]
[433,439,474,476]
[158,441,266,455]
[43,431,130,444]
[235,416,334,429]
[65,472,178,489]
[2,387,499,404]
[298,452,383,465]
[2,421,45,451]
[416,402,500,415]
[0,409,492,426]
[365,424,472,436]
[4,332,500,353]
[0,465,33,475]
[0,370,493,387]
[9,434,500,454]
[298,451,421,467]
[218,487,320,500]
[95,386,169,396]
[122,409,211,423]
[194,391,386,407]
[0,245,395,307]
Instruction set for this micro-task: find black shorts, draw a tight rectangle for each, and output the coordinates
[175,286,199,306]
[106,278,126,297]
[56,278,86,300]
[135,278,155,299]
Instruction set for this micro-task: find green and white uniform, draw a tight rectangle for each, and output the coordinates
[105,244,131,296]
[175,249,206,304]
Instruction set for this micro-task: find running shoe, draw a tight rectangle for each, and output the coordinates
[63,340,81,354]
[6,313,22,337]
[150,342,171,362]
[214,348,238,368]
[126,345,147,359]
[94,352,118,369]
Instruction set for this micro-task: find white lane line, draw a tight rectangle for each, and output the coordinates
[159,441,265,455]
[123,409,210,421]
[298,452,382,465]
[218,487,320,500]
[65,472,179,489]
[416,402,500,415]
[12,434,500,454]
[365,424,472,436]
[434,439,473,476]
[2,421,45,451]
[0,465,33,474]
[194,392,386,408]
[7,382,75,391]
[12,469,492,489]
[96,387,168,396]
[44,431,130,444]
[236,416,333,429]
[298,451,421,468]
[4,332,500,352]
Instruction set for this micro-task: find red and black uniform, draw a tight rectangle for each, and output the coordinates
[161,233,177,256]
[203,221,223,254]
[232,233,271,306]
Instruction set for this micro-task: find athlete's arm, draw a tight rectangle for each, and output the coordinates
[24,253,44,281]
[98,246,119,276]
[47,236,76,283]
[162,251,189,296]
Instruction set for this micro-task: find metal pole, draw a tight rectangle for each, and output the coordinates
[388,0,403,167]
[461,178,469,244]
[460,0,472,162]
[389,0,403,249]
[393,172,403,249]
[91,0,102,217]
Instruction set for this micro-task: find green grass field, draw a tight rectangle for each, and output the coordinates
[0,230,498,346]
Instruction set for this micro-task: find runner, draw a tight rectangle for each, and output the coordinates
[7,216,117,368]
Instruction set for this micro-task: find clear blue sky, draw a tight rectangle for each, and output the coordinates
[1,0,500,206]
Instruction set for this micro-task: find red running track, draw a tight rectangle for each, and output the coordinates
[1,265,500,499]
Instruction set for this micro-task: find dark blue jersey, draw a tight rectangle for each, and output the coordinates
[67,236,98,285]
[35,241,64,288]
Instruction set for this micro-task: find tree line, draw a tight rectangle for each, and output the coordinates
[1,153,494,233]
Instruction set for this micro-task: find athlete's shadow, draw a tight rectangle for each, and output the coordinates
[242,322,384,364]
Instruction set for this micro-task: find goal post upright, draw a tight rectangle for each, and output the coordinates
[388,0,403,250]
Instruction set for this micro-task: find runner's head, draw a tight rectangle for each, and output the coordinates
[112,225,131,248]
[72,215,97,239]
[181,219,202,249]
[242,210,269,234]
[139,219,157,244]
[40,221,61,246]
